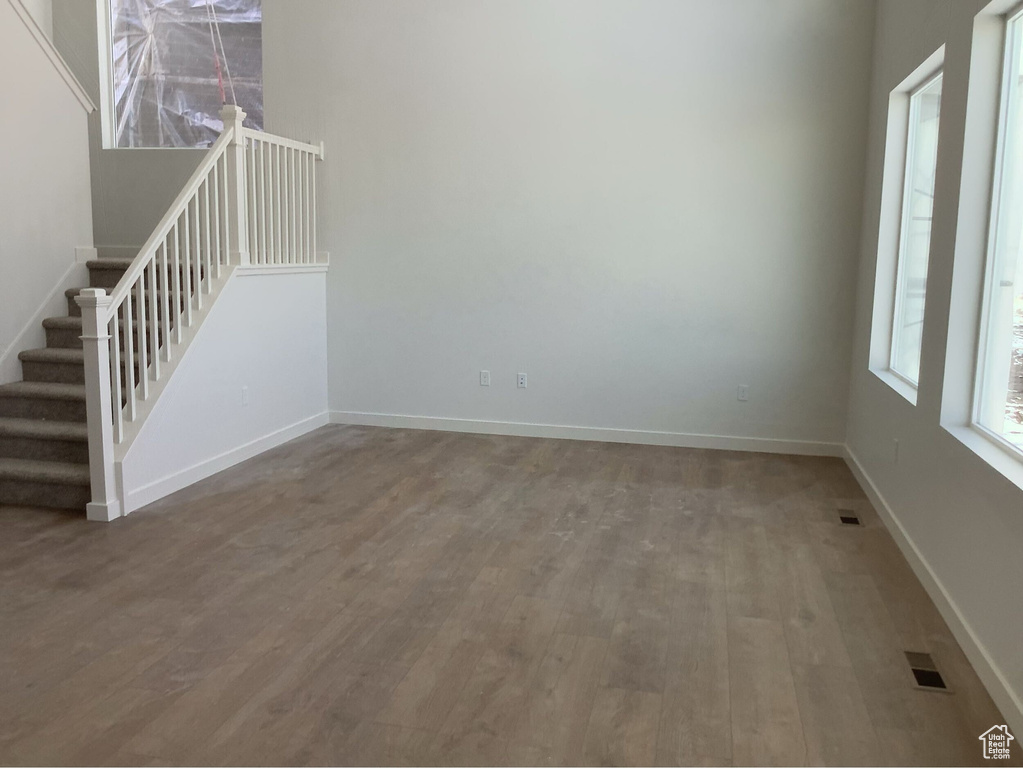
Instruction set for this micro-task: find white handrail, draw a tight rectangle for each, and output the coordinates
[104,128,235,314]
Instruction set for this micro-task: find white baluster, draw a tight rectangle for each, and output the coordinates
[172,222,183,344]
[109,313,123,442]
[123,294,137,421]
[275,144,283,263]
[212,162,221,279]
[183,209,193,324]
[290,147,297,263]
[282,146,290,263]
[136,276,148,400]
[160,241,171,362]
[202,179,212,291]
[148,259,159,380]
[299,150,307,262]
[259,142,268,264]
[193,197,203,310]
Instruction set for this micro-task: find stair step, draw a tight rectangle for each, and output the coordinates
[66,286,193,317]
[46,315,170,329]
[19,347,145,386]
[0,458,90,485]
[89,260,131,289]
[0,458,91,511]
[43,316,171,350]
[86,258,135,271]
[0,418,89,464]
[19,348,84,363]
[65,288,83,317]
[88,258,208,289]
[0,418,87,441]
[19,348,84,383]
[42,316,82,349]
[0,382,87,422]
[42,316,83,330]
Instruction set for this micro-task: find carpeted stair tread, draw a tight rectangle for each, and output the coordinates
[0,418,88,441]
[0,458,90,485]
[45,315,160,330]
[0,381,87,401]
[18,348,84,364]
[86,258,135,271]
[42,316,83,330]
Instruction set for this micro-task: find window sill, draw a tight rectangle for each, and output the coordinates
[943,423,1023,493]
[102,146,209,152]
[871,367,919,405]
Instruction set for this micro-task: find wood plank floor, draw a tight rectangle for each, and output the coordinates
[0,425,1018,766]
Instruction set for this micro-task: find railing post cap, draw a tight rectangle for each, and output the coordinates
[75,288,112,307]
[221,104,247,121]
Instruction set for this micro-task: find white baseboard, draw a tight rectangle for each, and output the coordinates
[120,411,330,514]
[94,245,141,260]
[0,259,88,384]
[329,411,845,457]
[843,446,1023,736]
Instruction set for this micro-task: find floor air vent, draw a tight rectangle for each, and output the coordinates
[905,651,949,691]
[839,512,861,525]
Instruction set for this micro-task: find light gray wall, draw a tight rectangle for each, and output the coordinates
[120,270,328,513]
[52,0,202,253]
[263,0,875,448]
[847,0,1023,730]
[21,0,52,38]
[0,0,91,383]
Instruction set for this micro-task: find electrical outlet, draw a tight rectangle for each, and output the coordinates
[480,370,491,387]
[517,373,527,389]
[242,385,250,406]
[737,384,749,402]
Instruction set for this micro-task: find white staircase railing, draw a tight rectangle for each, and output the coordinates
[76,106,324,521]
[242,130,322,265]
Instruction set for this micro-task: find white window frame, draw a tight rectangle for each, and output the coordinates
[96,0,117,150]
[972,4,1023,462]
[941,0,1023,493]
[869,48,945,405]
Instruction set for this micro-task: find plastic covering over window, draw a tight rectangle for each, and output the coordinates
[110,0,262,148]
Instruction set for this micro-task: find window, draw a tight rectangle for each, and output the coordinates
[976,8,1023,453]
[870,50,944,403]
[104,0,263,148]
[891,73,944,386]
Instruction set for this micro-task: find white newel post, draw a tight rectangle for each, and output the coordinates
[76,289,122,522]
[221,104,250,265]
